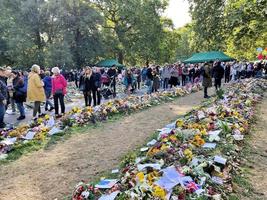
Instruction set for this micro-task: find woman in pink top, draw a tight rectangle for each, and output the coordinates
[51,67,67,118]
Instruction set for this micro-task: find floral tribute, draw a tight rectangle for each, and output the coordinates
[70,79,267,200]
[0,83,202,159]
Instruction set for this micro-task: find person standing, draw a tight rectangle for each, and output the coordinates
[135,68,141,90]
[182,65,189,86]
[13,71,26,120]
[27,64,46,120]
[6,69,16,114]
[79,67,95,107]
[202,63,212,98]
[224,63,231,83]
[107,65,117,97]
[0,67,8,128]
[51,67,67,118]
[146,66,153,94]
[162,66,171,90]
[43,71,54,111]
[93,67,102,106]
[213,61,224,90]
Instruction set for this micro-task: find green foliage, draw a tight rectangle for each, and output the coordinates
[187,0,267,60]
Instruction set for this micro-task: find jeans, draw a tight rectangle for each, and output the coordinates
[45,91,54,110]
[16,102,25,117]
[54,94,65,115]
[146,80,153,94]
[6,96,16,112]
[33,101,41,117]
[0,103,6,127]
[163,78,169,89]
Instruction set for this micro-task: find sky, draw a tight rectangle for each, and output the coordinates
[164,0,191,28]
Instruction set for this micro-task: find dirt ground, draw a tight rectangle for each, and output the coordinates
[244,96,267,200]
[0,90,211,200]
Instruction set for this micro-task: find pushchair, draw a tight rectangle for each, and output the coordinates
[101,76,116,99]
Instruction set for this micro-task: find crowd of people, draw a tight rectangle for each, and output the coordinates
[0,60,266,128]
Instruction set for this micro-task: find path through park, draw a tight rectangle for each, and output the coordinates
[0,90,210,200]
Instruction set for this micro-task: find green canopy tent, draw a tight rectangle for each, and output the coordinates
[96,59,125,69]
[183,51,234,64]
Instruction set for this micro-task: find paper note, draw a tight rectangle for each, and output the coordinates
[140,147,149,152]
[208,130,221,136]
[137,163,161,171]
[111,169,119,174]
[95,179,117,189]
[233,134,244,141]
[0,137,17,145]
[214,156,227,165]
[212,176,223,185]
[22,131,36,140]
[147,139,157,146]
[48,127,63,136]
[202,143,217,149]
[99,191,120,200]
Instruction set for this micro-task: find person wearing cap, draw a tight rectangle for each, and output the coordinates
[51,67,67,118]
[0,67,8,128]
[27,64,46,120]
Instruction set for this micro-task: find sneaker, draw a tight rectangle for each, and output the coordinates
[17,116,26,121]
[49,107,54,112]
[55,114,62,119]
[204,95,211,99]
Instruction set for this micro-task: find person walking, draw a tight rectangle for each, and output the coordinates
[13,71,26,120]
[51,67,67,118]
[202,63,212,98]
[0,67,8,128]
[213,61,224,90]
[43,71,54,111]
[27,64,46,120]
[79,67,96,107]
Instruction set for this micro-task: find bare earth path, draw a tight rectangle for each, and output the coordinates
[0,90,212,200]
[245,96,267,199]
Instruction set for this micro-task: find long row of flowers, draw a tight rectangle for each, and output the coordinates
[71,78,267,200]
[0,83,202,159]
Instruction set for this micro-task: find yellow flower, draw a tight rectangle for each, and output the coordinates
[44,114,50,120]
[136,172,145,183]
[37,118,44,124]
[176,119,184,127]
[184,149,193,161]
[153,185,166,200]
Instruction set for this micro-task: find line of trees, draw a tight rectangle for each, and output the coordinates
[185,0,267,61]
[0,0,181,68]
[0,0,266,69]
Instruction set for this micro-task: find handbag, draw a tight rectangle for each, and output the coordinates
[79,84,85,91]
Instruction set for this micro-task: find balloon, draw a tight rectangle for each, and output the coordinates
[257,47,263,52]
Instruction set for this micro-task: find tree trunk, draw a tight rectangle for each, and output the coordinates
[118,51,124,64]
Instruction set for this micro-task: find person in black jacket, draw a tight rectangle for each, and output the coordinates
[212,61,225,90]
[79,67,96,107]
[224,64,231,83]
[93,67,102,106]
[107,65,117,97]
[0,67,8,128]
[13,71,26,120]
